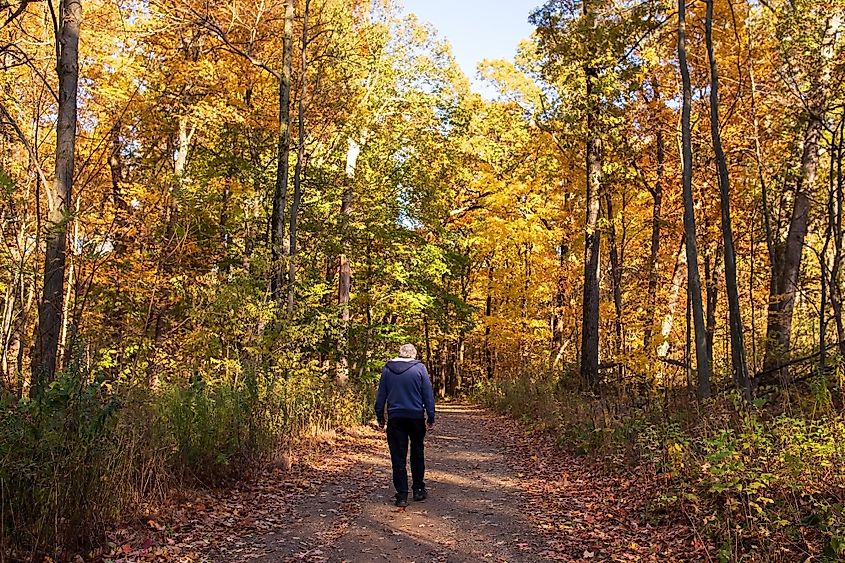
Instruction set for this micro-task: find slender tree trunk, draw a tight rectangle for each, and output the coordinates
[59,199,80,366]
[287,0,309,314]
[424,315,432,367]
[822,117,845,363]
[763,14,841,371]
[746,29,776,272]
[356,237,374,380]
[685,284,693,390]
[1,286,15,383]
[337,137,359,322]
[747,28,771,373]
[108,122,127,212]
[831,119,845,356]
[551,244,565,364]
[658,236,687,358]
[270,0,295,304]
[484,259,494,379]
[705,0,751,400]
[704,240,722,364]
[436,341,446,398]
[820,139,834,371]
[520,244,532,371]
[32,0,81,394]
[11,283,33,399]
[581,59,602,392]
[336,135,363,384]
[643,127,664,350]
[678,0,712,397]
[605,192,623,359]
[166,116,193,236]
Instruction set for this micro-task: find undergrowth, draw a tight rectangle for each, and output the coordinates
[477,367,845,562]
[0,359,370,559]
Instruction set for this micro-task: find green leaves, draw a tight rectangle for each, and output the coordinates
[0,168,14,195]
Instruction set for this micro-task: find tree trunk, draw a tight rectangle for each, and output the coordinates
[484,259,494,379]
[356,236,374,380]
[336,135,362,384]
[270,0,294,304]
[32,0,82,395]
[605,192,623,362]
[678,0,712,397]
[108,122,127,211]
[763,13,841,371]
[1,285,15,384]
[436,341,446,398]
[704,240,722,364]
[551,244,566,364]
[658,236,687,359]
[830,118,845,357]
[580,60,602,392]
[746,28,776,272]
[166,116,193,234]
[337,138,358,321]
[705,0,751,400]
[424,314,433,368]
[643,126,664,350]
[287,0,309,315]
[60,199,80,366]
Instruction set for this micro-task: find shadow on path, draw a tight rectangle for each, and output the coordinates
[233,403,697,562]
[249,404,555,562]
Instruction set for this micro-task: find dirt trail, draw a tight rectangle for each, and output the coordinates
[214,404,699,563]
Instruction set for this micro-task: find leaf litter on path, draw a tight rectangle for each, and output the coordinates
[96,406,703,562]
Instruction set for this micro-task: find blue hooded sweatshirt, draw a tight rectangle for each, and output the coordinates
[375,359,436,425]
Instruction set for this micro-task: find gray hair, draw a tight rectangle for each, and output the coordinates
[398,343,418,359]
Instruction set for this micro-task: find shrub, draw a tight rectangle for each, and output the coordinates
[481,372,845,560]
[0,368,123,555]
[0,361,372,558]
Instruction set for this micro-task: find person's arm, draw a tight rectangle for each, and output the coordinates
[374,368,389,427]
[420,364,435,425]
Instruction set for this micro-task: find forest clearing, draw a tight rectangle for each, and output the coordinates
[1,0,844,560]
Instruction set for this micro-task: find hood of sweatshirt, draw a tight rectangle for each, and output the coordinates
[385,359,421,374]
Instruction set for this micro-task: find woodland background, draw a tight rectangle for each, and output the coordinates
[1,0,844,559]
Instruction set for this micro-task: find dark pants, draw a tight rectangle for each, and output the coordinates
[386,417,426,498]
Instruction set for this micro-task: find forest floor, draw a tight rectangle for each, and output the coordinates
[105,404,708,562]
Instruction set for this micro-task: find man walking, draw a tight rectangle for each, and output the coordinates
[375,344,436,507]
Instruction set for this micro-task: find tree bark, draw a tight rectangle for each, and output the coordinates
[604,192,623,360]
[705,0,751,400]
[356,236,374,380]
[108,121,127,212]
[337,142,356,316]
[1,285,15,384]
[270,0,294,304]
[678,0,712,397]
[658,236,687,359]
[704,240,722,364]
[485,258,494,379]
[580,60,602,392]
[551,244,566,364]
[643,126,664,350]
[287,0,309,314]
[32,0,81,394]
[830,118,845,357]
[336,134,364,384]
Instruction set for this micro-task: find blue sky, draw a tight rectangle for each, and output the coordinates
[401,0,540,95]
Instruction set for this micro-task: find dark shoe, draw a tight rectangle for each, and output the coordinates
[413,489,427,501]
[395,495,408,508]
